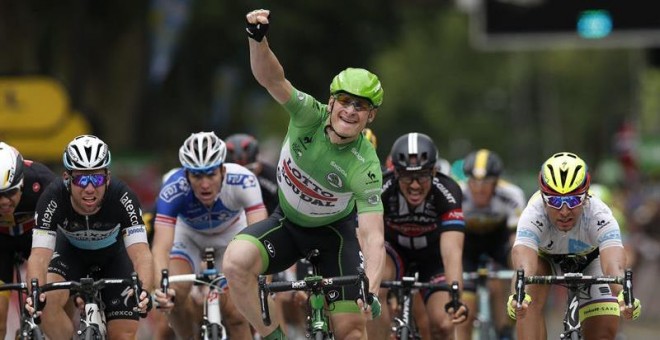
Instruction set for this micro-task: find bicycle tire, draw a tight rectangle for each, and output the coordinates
[400,326,409,340]
[209,323,221,340]
[30,327,46,340]
[314,330,325,340]
[79,326,101,340]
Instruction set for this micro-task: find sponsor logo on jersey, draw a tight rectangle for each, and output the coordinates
[123,225,146,238]
[441,209,464,221]
[120,192,140,226]
[292,143,303,158]
[280,158,338,207]
[351,148,365,163]
[435,183,457,204]
[365,170,378,185]
[226,173,258,188]
[326,173,343,189]
[32,182,41,192]
[41,200,58,229]
[329,161,347,177]
[159,177,188,203]
[367,194,380,205]
[389,222,435,237]
[297,91,305,101]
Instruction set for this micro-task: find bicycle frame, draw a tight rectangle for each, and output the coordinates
[463,268,513,340]
[161,247,227,340]
[381,274,460,340]
[258,249,370,340]
[515,269,634,340]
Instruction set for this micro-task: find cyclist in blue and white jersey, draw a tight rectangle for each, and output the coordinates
[152,131,267,340]
[26,135,153,339]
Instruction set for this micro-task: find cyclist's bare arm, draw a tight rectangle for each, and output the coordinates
[357,212,385,294]
[246,208,268,225]
[600,246,627,295]
[127,242,154,292]
[25,247,53,313]
[247,9,293,104]
[440,230,464,291]
[510,245,538,288]
[152,221,175,284]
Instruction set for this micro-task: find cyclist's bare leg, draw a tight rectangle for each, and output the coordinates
[427,291,456,340]
[223,240,279,336]
[581,315,618,340]
[330,312,367,340]
[489,278,513,337]
[221,291,253,340]
[366,256,395,339]
[455,292,476,340]
[151,309,175,339]
[412,291,431,339]
[106,318,139,340]
[0,293,8,339]
[168,258,197,339]
[515,258,550,340]
[40,272,74,339]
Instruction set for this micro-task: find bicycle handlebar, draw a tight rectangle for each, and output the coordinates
[463,269,514,281]
[258,267,370,326]
[514,268,634,307]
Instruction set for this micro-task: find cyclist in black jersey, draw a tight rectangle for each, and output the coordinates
[25,135,153,339]
[225,133,279,215]
[0,142,56,339]
[367,133,468,340]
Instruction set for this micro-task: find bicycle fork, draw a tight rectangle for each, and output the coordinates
[561,289,581,339]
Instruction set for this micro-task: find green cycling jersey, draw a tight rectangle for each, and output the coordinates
[276,88,383,227]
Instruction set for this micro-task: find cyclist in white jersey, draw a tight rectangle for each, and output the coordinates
[457,149,525,340]
[152,132,268,339]
[223,9,386,340]
[508,152,641,340]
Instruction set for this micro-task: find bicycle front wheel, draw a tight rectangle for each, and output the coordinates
[80,326,101,340]
[314,330,325,340]
[30,327,46,340]
[209,323,221,340]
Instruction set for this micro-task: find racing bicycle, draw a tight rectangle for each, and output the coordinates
[33,269,146,340]
[258,249,371,340]
[381,273,461,340]
[0,256,45,340]
[160,247,228,340]
[514,268,634,340]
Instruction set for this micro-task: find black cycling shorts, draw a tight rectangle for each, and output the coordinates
[385,239,448,302]
[235,207,363,310]
[0,232,32,284]
[48,235,139,321]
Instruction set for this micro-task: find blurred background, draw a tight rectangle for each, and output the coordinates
[2,0,660,337]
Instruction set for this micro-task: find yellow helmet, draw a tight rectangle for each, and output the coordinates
[539,152,590,195]
[362,128,377,149]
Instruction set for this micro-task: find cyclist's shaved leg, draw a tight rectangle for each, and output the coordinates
[106,319,139,340]
[221,292,253,340]
[581,314,618,340]
[223,239,279,337]
[330,311,367,340]
[489,278,513,338]
[413,291,432,339]
[427,291,457,339]
[41,272,73,339]
[455,291,476,340]
[366,256,395,339]
[516,258,550,340]
[168,258,196,339]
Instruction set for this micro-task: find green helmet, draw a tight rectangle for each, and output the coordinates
[330,68,383,107]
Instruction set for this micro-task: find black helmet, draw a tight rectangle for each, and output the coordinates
[225,133,259,166]
[463,149,503,179]
[390,133,438,171]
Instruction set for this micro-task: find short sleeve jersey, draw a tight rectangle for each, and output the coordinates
[460,179,526,233]
[514,192,623,255]
[277,88,383,227]
[32,179,148,251]
[0,161,55,236]
[154,164,265,233]
[381,171,465,249]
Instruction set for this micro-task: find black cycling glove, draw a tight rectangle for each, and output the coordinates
[246,15,270,42]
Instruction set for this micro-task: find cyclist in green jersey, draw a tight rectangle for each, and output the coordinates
[223,9,385,340]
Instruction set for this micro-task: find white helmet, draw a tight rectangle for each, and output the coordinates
[63,135,112,171]
[179,132,226,171]
[0,142,24,191]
